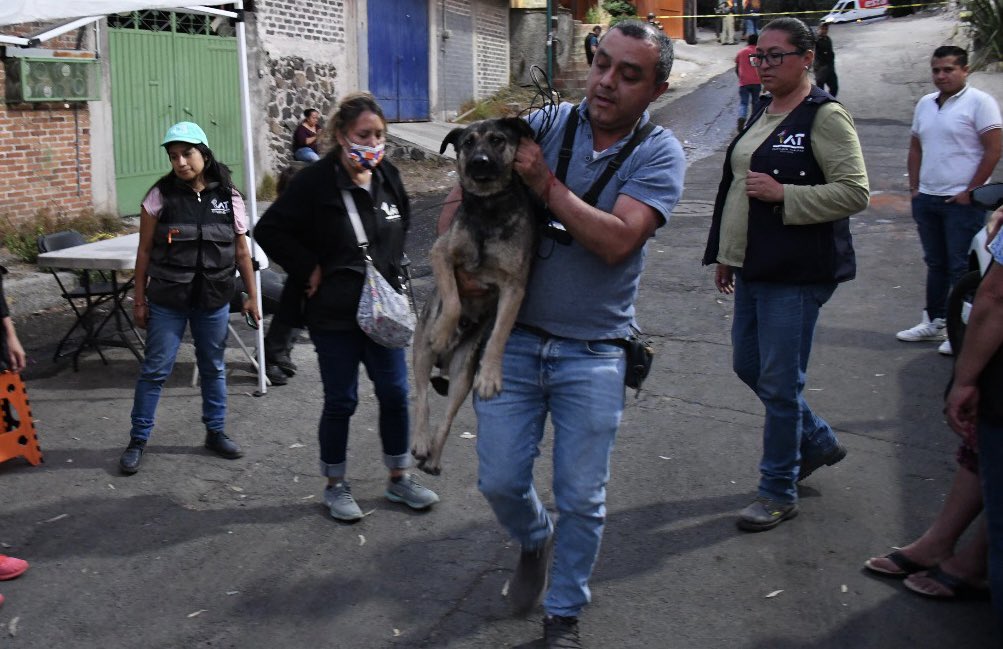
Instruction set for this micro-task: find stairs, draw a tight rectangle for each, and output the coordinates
[552,20,598,99]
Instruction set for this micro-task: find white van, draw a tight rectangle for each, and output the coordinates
[820,0,888,24]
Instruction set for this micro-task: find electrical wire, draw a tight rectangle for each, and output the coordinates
[519,65,562,143]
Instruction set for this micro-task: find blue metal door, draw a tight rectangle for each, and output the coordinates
[367,0,429,122]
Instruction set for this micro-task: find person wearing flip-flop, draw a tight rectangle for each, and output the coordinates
[864,443,990,600]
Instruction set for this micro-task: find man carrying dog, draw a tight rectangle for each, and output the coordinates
[438,20,684,648]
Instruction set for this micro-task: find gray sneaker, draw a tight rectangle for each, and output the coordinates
[324,481,363,522]
[737,497,799,532]
[385,473,440,510]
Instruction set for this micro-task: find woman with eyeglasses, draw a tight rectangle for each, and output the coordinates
[703,17,869,532]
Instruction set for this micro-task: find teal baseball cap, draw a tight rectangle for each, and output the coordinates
[162,121,209,148]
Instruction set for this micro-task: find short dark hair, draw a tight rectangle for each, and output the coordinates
[592,25,601,33]
[277,161,309,195]
[607,19,674,85]
[932,45,968,67]
[303,108,318,119]
[747,33,758,45]
[760,17,815,52]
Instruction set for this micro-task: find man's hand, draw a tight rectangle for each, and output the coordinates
[456,269,490,298]
[746,171,785,203]
[134,303,149,329]
[715,264,734,295]
[945,383,980,447]
[6,332,26,374]
[513,137,553,199]
[306,265,322,298]
[946,190,972,205]
[243,295,261,325]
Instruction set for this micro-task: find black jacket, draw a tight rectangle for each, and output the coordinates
[255,153,410,331]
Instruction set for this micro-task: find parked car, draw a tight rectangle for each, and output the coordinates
[820,0,889,24]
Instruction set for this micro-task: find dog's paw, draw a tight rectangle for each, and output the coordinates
[416,457,442,476]
[474,367,503,400]
[411,442,429,462]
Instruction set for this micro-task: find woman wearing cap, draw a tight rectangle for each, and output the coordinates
[118,121,261,475]
[256,92,439,522]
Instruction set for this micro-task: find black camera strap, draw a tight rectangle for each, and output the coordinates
[554,105,657,207]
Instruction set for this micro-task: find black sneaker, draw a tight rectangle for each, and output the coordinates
[798,443,847,482]
[737,497,799,532]
[118,438,146,475]
[510,535,554,615]
[265,364,288,386]
[204,430,244,459]
[543,615,583,649]
[273,354,297,377]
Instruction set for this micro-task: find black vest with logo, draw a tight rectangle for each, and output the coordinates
[704,86,856,284]
[146,181,237,310]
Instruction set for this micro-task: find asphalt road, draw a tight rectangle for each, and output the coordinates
[2,12,1001,649]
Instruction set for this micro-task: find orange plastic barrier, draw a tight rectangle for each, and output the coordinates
[0,372,42,466]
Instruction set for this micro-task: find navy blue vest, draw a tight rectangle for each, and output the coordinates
[704,86,856,284]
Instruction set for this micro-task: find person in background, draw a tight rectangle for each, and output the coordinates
[743,0,759,36]
[256,92,439,522]
[118,121,260,475]
[584,25,601,66]
[703,17,869,532]
[735,34,761,132]
[718,0,737,45]
[896,45,1001,355]
[813,23,838,97]
[293,108,322,163]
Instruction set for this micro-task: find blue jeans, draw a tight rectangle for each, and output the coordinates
[732,272,840,503]
[130,303,230,441]
[738,84,761,119]
[474,328,626,617]
[911,193,986,319]
[293,147,320,162]
[978,417,1003,637]
[309,328,410,477]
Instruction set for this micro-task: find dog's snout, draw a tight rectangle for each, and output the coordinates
[465,152,499,178]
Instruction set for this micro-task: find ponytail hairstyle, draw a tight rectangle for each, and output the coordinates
[322,91,387,154]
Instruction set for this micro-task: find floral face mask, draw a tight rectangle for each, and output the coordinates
[346,139,385,170]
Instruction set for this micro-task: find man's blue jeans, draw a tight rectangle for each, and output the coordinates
[473,328,626,618]
[130,303,230,441]
[911,193,985,320]
[293,147,320,163]
[978,417,1003,637]
[732,272,840,503]
[309,328,411,477]
[738,84,761,119]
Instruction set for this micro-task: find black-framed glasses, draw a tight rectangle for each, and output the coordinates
[749,50,804,68]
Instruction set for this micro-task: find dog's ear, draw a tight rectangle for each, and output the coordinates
[440,128,465,154]
[499,117,535,142]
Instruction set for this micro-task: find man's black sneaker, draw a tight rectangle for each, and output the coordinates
[118,438,146,475]
[543,615,583,649]
[798,443,847,482]
[510,535,554,615]
[205,430,244,459]
[265,364,288,386]
[273,354,297,377]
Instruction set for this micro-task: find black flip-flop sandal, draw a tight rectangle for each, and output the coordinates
[864,550,934,578]
[904,566,990,601]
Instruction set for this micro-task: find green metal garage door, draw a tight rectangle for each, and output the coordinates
[109,11,243,215]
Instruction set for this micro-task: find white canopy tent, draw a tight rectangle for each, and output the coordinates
[0,0,271,395]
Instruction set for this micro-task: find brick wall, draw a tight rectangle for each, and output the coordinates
[0,26,91,225]
[259,0,346,44]
[474,1,510,100]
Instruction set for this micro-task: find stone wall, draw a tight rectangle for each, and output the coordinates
[264,56,338,170]
[0,26,92,224]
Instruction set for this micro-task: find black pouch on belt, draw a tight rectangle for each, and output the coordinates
[612,325,654,397]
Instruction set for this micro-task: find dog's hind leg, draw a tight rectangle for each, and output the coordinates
[411,303,438,465]
[420,331,482,475]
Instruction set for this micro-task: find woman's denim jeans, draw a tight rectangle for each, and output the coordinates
[130,303,230,441]
[732,272,840,504]
[911,193,986,320]
[309,328,410,477]
[473,328,626,617]
[978,417,1003,638]
[293,147,320,163]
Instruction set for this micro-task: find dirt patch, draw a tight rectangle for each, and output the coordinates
[394,156,457,196]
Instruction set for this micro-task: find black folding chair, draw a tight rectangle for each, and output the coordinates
[37,230,138,366]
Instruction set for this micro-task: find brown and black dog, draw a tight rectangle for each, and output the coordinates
[411,117,540,475]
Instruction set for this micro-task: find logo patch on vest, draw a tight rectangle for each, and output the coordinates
[773,130,806,153]
[210,198,230,216]
[381,201,401,220]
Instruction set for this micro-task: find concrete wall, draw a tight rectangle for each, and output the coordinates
[510,7,573,87]
[0,25,95,224]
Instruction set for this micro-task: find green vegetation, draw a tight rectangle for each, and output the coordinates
[585,3,610,24]
[964,0,1003,67]
[456,83,573,123]
[0,208,126,264]
[603,1,638,26]
[257,173,278,201]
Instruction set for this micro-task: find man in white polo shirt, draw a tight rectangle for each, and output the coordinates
[897,45,1001,354]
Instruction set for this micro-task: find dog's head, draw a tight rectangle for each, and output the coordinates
[440,118,534,197]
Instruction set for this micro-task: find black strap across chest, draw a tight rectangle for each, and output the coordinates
[554,106,656,207]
